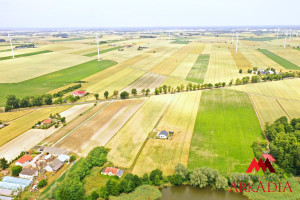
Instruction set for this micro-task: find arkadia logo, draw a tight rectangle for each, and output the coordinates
[246,158,275,173]
[229,157,293,193]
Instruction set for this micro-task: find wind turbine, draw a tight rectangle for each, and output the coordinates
[169,31,170,41]
[8,33,14,58]
[276,28,279,39]
[235,32,239,53]
[96,34,100,61]
[232,30,234,44]
[283,32,287,48]
[288,30,292,43]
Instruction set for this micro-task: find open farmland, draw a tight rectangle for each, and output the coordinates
[257,49,300,70]
[0,60,116,106]
[169,54,199,80]
[276,99,300,119]
[0,110,34,122]
[106,94,174,168]
[132,91,201,176]
[204,46,244,84]
[122,72,167,93]
[0,106,70,147]
[0,50,52,61]
[270,48,300,67]
[188,89,263,174]
[84,46,121,57]
[56,99,146,156]
[186,54,210,83]
[229,48,252,70]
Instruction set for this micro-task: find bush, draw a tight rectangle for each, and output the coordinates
[11,165,22,176]
[38,179,47,188]
[69,155,76,162]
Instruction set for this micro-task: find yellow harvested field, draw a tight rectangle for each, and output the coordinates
[132,91,202,176]
[60,103,94,122]
[122,72,167,93]
[149,44,196,76]
[0,52,93,83]
[249,94,287,126]
[229,48,252,70]
[201,45,212,54]
[57,99,146,156]
[276,99,300,119]
[0,47,43,57]
[161,76,190,89]
[0,106,70,147]
[106,94,174,168]
[230,79,300,101]
[0,110,34,122]
[204,47,244,84]
[170,54,199,80]
[85,67,145,95]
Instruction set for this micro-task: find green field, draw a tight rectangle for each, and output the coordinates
[257,49,300,70]
[50,37,92,42]
[185,54,210,83]
[171,39,191,44]
[84,46,121,57]
[241,37,283,41]
[0,59,117,106]
[0,50,52,61]
[0,49,11,52]
[188,89,263,174]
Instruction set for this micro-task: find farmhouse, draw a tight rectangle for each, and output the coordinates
[19,169,38,180]
[158,130,169,139]
[72,90,87,97]
[41,118,52,125]
[44,159,63,172]
[101,167,124,178]
[262,154,275,163]
[15,155,33,167]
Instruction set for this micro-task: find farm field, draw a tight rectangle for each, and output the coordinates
[84,46,121,57]
[204,46,244,84]
[170,54,199,80]
[0,51,94,83]
[276,99,300,119]
[132,91,202,176]
[0,105,70,147]
[186,54,210,83]
[188,89,263,174]
[0,60,116,106]
[257,49,300,70]
[56,99,146,156]
[0,109,34,122]
[230,78,300,101]
[122,72,167,93]
[106,94,174,168]
[0,50,52,61]
[229,48,252,70]
[270,48,300,67]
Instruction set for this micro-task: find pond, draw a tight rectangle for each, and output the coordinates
[160,185,248,200]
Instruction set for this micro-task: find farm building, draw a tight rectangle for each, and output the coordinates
[15,155,33,167]
[19,169,38,180]
[41,118,52,125]
[72,90,87,97]
[101,167,124,178]
[158,130,169,139]
[0,176,32,191]
[43,146,69,156]
[0,195,13,200]
[57,154,70,163]
[44,159,63,172]
[262,154,275,163]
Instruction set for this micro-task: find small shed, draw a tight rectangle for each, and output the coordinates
[158,130,169,139]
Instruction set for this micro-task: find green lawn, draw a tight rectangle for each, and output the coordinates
[0,60,117,106]
[257,49,300,70]
[188,89,263,174]
[185,54,210,84]
[171,39,190,44]
[84,46,121,57]
[83,167,110,195]
[0,50,52,61]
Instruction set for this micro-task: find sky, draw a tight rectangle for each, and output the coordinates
[0,0,299,28]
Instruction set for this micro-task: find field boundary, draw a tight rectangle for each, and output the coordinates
[275,99,291,119]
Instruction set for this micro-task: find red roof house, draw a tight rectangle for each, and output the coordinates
[16,155,33,166]
[72,90,87,97]
[42,119,52,125]
[101,167,124,178]
[262,154,275,163]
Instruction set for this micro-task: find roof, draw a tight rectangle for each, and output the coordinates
[72,90,86,96]
[159,130,169,137]
[262,154,275,162]
[43,119,52,124]
[19,168,37,176]
[0,195,13,200]
[16,155,33,164]
[117,170,124,177]
[0,182,25,191]
[102,167,118,175]
[43,146,69,155]
[2,176,32,186]
[49,159,63,171]
[57,154,70,162]
[0,188,14,196]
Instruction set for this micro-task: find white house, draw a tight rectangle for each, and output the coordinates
[158,130,169,139]
[57,154,70,163]
[19,169,38,180]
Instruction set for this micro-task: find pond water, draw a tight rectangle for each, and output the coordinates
[160,185,248,200]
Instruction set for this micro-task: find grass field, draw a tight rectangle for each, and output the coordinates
[83,167,110,195]
[0,106,70,147]
[0,60,116,106]
[0,50,52,61]
[241,37,282,41]
[257,49,300,70]
[50,37,91,42]
[106,94,174,168]
[186,54,210,83]
[132,91,201,175]
[188,89,263,174]
[171,39,191,44]
[84,46,121,57]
